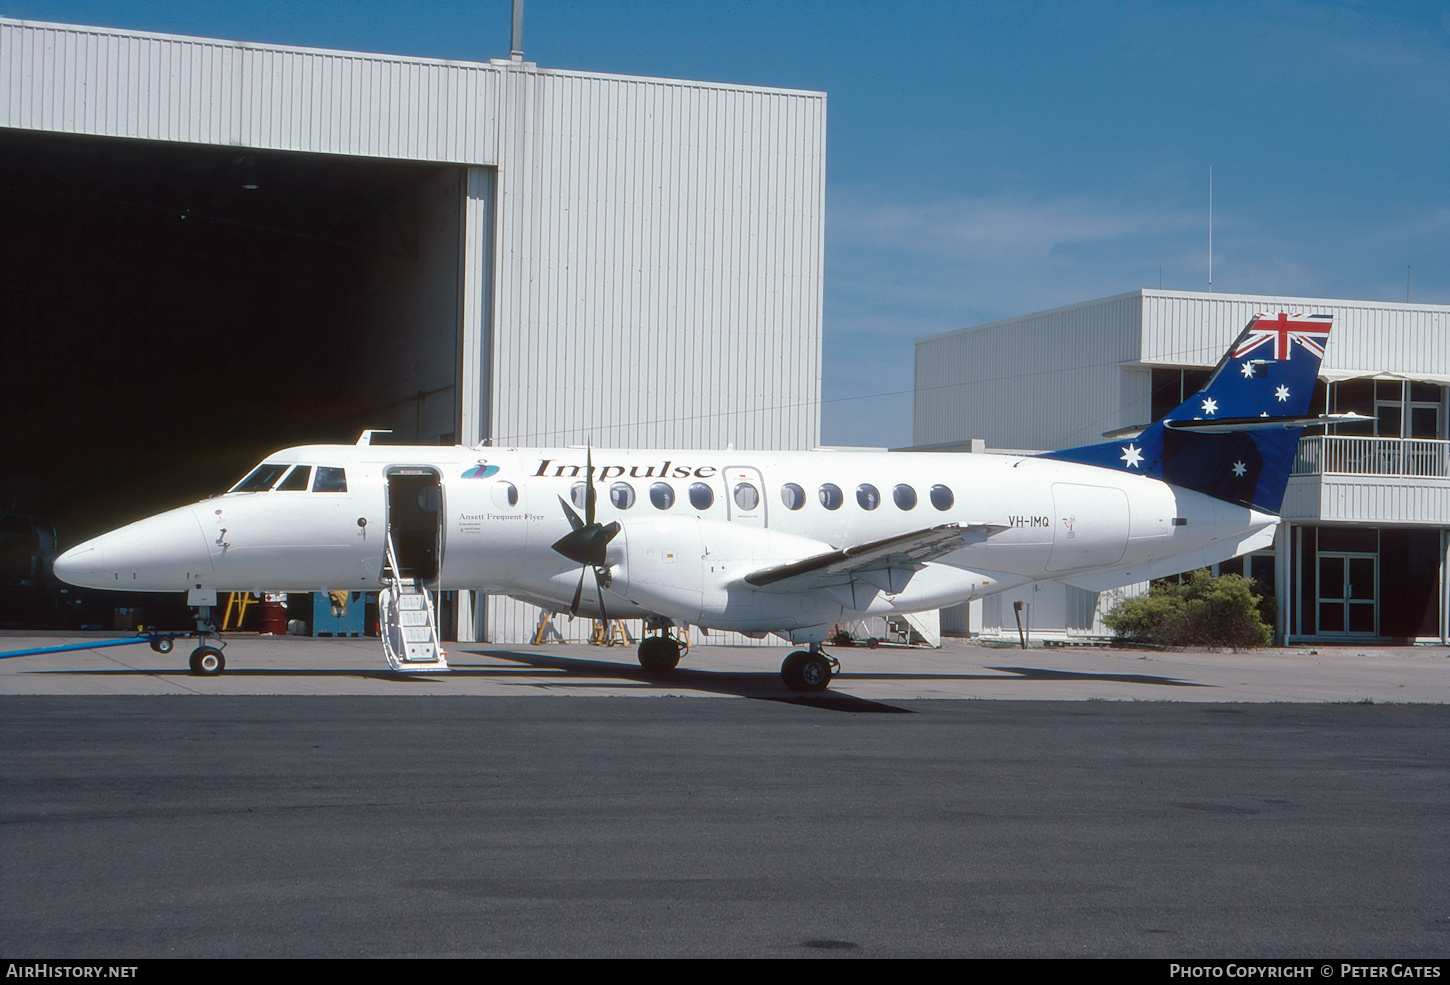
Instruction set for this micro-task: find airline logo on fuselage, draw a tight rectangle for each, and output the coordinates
[532,459,718,481]
[461,460,500,478]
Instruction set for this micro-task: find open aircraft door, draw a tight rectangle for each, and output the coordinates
[379,467,448,672]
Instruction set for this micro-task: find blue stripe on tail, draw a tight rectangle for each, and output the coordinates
[1040,313,1333,514]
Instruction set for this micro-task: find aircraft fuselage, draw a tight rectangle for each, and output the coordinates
[55,443,1277,642]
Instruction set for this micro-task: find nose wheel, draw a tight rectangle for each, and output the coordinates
[188,645,226,676]
[781,647,837,692]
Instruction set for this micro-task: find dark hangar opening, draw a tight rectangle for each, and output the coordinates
[0,129,464,546]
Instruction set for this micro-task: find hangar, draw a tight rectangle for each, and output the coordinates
[916,289,1450,645]
[0,17,826,642]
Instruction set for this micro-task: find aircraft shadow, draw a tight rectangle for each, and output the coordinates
[457,648,914,714]
[984,665,1213,688]
[26,656,1211,705]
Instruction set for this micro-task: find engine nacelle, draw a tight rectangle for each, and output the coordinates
[609,517,999,633]
[610,517,847,630]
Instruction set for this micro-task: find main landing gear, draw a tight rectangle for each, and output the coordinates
[781,645,838,692]
[637,632,686,674]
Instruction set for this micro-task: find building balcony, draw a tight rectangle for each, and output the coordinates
[1283,436,1450,524]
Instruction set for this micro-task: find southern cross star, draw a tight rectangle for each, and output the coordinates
[1232,461,1248,477]
[1120,443,1144,469]
[1275,385,1290,402]
[1241,361,1255,378]
[1201,396,1218,415]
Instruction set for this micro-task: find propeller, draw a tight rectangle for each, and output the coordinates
[550,445,622,619]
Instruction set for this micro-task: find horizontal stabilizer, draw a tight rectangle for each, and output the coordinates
[744,523,995,589]
[1163,412,1368,434]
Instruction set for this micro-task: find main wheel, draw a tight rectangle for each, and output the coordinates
[781,650,831,692]
[637,636,681,673]
[797,653,832,691]
[189,646,225,676]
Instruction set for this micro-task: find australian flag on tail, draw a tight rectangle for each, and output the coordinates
[1041,312,1335,514]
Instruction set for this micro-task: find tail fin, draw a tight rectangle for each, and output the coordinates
[1041,312,1334,513]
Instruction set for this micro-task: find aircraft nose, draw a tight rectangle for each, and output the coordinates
[53,542,104,587]
[53,507,214,590]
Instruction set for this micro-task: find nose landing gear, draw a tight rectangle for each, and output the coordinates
[188,644,226,676]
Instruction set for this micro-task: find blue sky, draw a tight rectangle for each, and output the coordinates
[6,1,1448,447]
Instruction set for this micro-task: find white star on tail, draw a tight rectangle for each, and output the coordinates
[1241,361,1255,378]
[1201,397,1218,415]
[1120,443,1144,469]
[1275,385,1290,402]
[1232,461,1248,477]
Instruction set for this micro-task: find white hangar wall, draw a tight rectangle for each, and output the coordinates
[3,17,827,645]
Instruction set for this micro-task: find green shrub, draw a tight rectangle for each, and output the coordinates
[1103,569,1273,648]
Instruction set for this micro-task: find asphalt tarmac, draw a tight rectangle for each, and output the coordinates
[1,634,1447,957]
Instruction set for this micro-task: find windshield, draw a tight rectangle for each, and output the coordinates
[230,462,289,493]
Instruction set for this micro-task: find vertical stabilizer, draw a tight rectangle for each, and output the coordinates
[1041,313,1333,513]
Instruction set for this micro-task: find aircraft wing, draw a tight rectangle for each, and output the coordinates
[742,522,1003,590]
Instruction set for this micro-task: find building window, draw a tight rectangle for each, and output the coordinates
[1150,368,1214,421]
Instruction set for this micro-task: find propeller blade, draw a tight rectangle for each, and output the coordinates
[584,444,597,527]
[593,566,609,625]
[570,565,587,616]
[558,495,584,531]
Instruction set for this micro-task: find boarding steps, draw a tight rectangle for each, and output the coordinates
[379,538,449,672]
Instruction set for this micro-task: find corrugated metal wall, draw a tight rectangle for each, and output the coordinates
[487,67,825,452]
[1,18,500,162]
[913,292,1142,450]
[1139,291,1450,381]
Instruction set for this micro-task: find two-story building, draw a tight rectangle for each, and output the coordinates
[914,290,1450,644]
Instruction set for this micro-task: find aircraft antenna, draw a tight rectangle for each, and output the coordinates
[1207,166,1213,293]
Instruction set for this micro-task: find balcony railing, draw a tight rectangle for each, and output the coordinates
[1292,436,1450,478]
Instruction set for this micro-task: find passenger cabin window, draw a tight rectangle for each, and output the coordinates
[650,482,675,509]
[313,467,348,493]
[689,482,714,510]
[893,484,917,510]
[570,482,589,511]
[780,483,806,510]
[819,483,843,510]
[930,484,954,511]
[857,484,880,510]
[610,482,636,509]
[232,463,288,492]
[276,466,312,492]
[734,483,760,510]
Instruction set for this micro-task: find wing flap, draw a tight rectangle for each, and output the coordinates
[742,522,1002,590]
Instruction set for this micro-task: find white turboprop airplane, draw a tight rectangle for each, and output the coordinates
[55,313,1350,690]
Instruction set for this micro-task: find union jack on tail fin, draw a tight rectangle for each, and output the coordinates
[1041,313,1335,514]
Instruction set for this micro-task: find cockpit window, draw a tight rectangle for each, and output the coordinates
[276,466,312,491]
[313,467,348,493]
[232,463,288,492]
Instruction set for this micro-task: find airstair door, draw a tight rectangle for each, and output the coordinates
[379,468,448,672]
[724,466,768,527]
